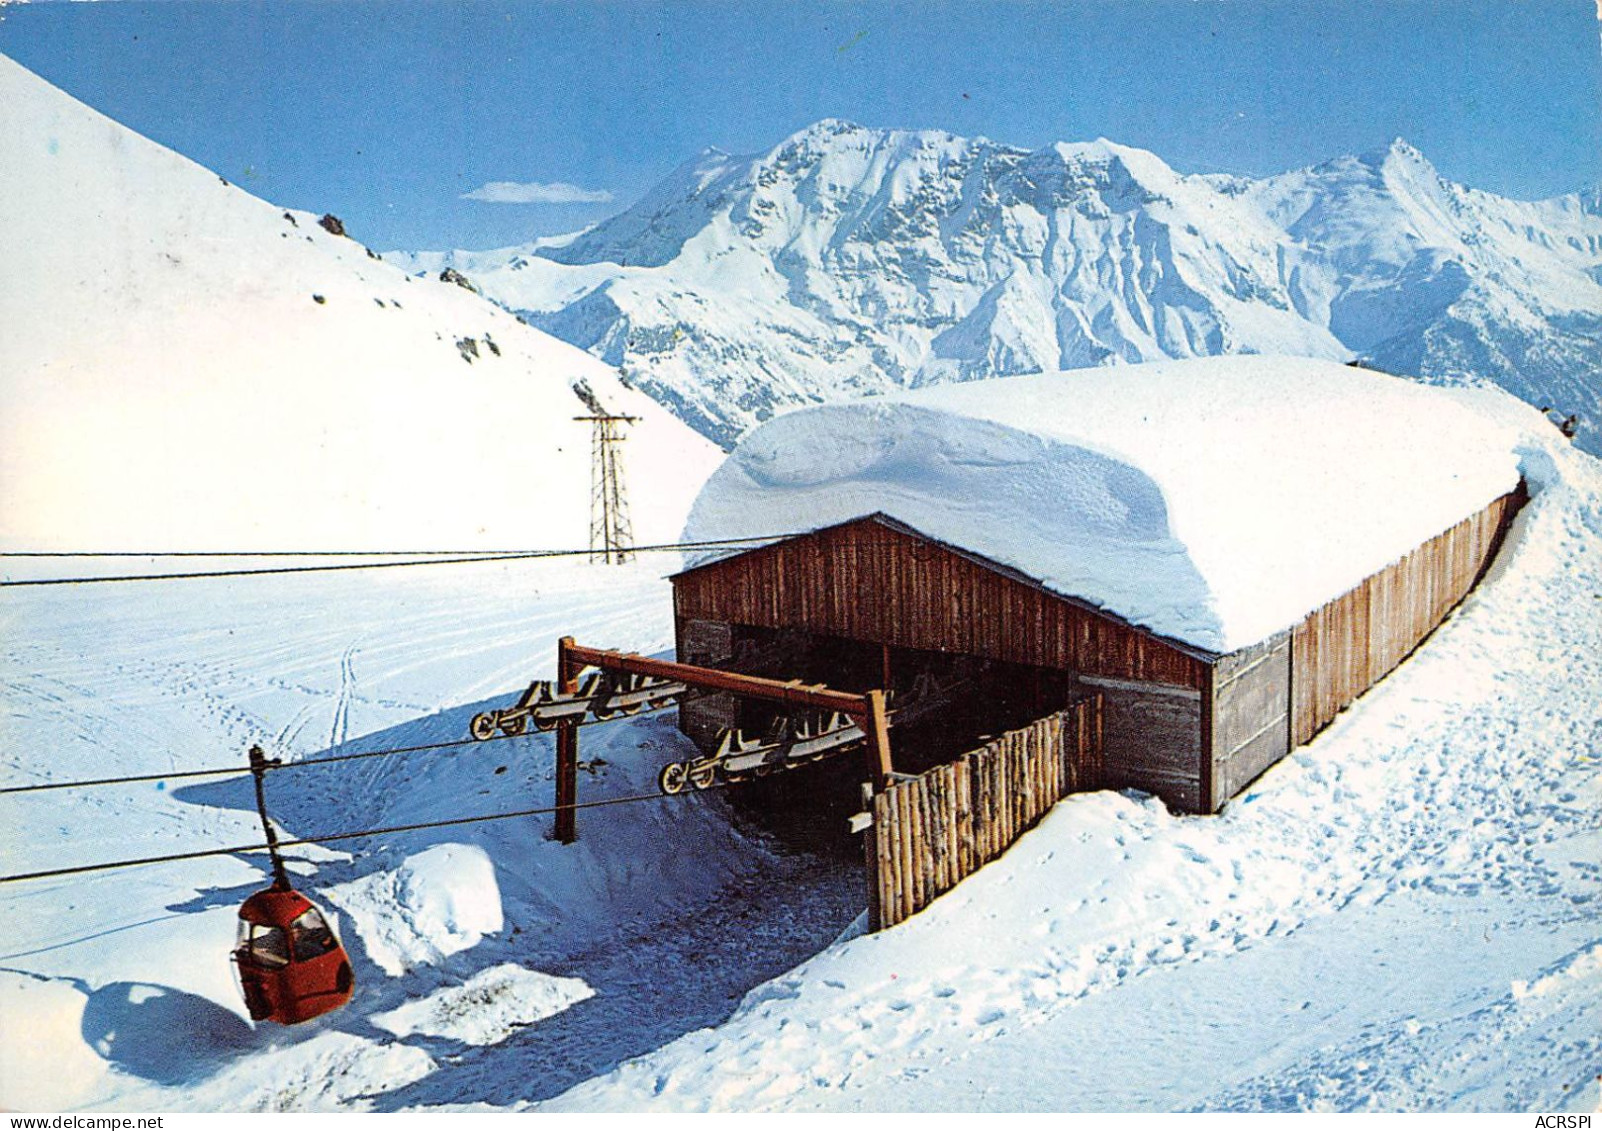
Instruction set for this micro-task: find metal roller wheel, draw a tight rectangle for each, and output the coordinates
[688,762,718,791]
[658,762,688,795]
[499,713,528,737]
[469,712,498,742]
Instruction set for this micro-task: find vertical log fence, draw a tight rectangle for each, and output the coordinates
[867,695,1104,930]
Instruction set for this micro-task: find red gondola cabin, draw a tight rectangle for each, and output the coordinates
[234,884,354,1025]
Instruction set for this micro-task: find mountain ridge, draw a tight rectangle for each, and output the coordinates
[0,53,722,551]
[392,121,1602,453]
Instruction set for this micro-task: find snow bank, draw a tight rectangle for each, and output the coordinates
[684,356,1527,652]
[0,974,110,1110]
[371,964,594,1046]
[326,844,503,976]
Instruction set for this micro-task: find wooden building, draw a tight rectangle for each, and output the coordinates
[672,497,1524,815]
[670,358,1529,813]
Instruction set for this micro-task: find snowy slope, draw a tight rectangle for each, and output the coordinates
[682,356,1525,652]
[0,54,722,552]
[0,558,861,1110]
[3,373,1597,1113]
[392,122,1602,454]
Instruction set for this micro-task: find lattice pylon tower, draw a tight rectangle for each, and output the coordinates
[577,414,638,564]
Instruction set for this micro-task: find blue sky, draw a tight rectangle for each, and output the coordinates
[2,1,1599,251]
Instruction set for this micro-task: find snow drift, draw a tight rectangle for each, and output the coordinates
[684,356,1528,652]
[0,53,722,552]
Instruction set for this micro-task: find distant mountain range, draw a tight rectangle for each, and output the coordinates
[393,120,1602,454]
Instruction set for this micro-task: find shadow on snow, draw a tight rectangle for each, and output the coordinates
[168,693,865,1106]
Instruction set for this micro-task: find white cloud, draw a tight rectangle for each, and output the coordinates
[460,180,614,205]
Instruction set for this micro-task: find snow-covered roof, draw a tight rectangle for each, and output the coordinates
[682,356,1525,653]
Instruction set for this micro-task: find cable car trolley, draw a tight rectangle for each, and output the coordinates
[233,745,354,1025]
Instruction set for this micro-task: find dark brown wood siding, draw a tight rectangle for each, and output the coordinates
[1078,674,1204,812]
[1290,485,1525,745]
[673,517,1209,689]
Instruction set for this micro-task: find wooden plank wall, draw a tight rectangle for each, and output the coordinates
[676,620,738,751]
[1207,632,1291,811]
[1077,674,1203,812]
[869,697,1104,930]
[1290,486,1525,746]
[675,518,1208,689]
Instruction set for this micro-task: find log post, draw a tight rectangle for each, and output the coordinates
[555,635,579,844]
[865,682,903,788]
[863,689,894,790]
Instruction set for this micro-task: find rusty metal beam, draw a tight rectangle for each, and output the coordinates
[863,690,894,789]
[563,642,873,718]
[550,640,898,840]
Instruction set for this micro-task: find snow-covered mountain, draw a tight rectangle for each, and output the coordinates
[0,55,722,552]
[394,121,1602,453]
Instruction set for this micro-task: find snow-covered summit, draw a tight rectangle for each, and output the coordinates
[395,120,1602,454]
[683,356,1529,653]
[0,54,721,552]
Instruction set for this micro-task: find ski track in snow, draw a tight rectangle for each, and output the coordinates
[329,643,358,750]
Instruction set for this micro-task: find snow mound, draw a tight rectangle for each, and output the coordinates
[326,844,503,976]
[684,355,1527,652]
[371,964,594,1046]
[207,1032,436,1112]
[0,53,721,551]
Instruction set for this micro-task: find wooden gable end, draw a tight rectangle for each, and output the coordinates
[673,516,1208,689]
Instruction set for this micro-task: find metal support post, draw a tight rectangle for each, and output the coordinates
[247,744,291,891]
[555,636,579,843]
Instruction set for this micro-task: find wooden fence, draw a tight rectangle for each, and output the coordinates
[868,696,1104,930]
[1290,485,1525,745]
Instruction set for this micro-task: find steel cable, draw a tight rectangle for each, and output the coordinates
[0,704,677,797]
[0,782,730,885]
[0,535,793,587]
